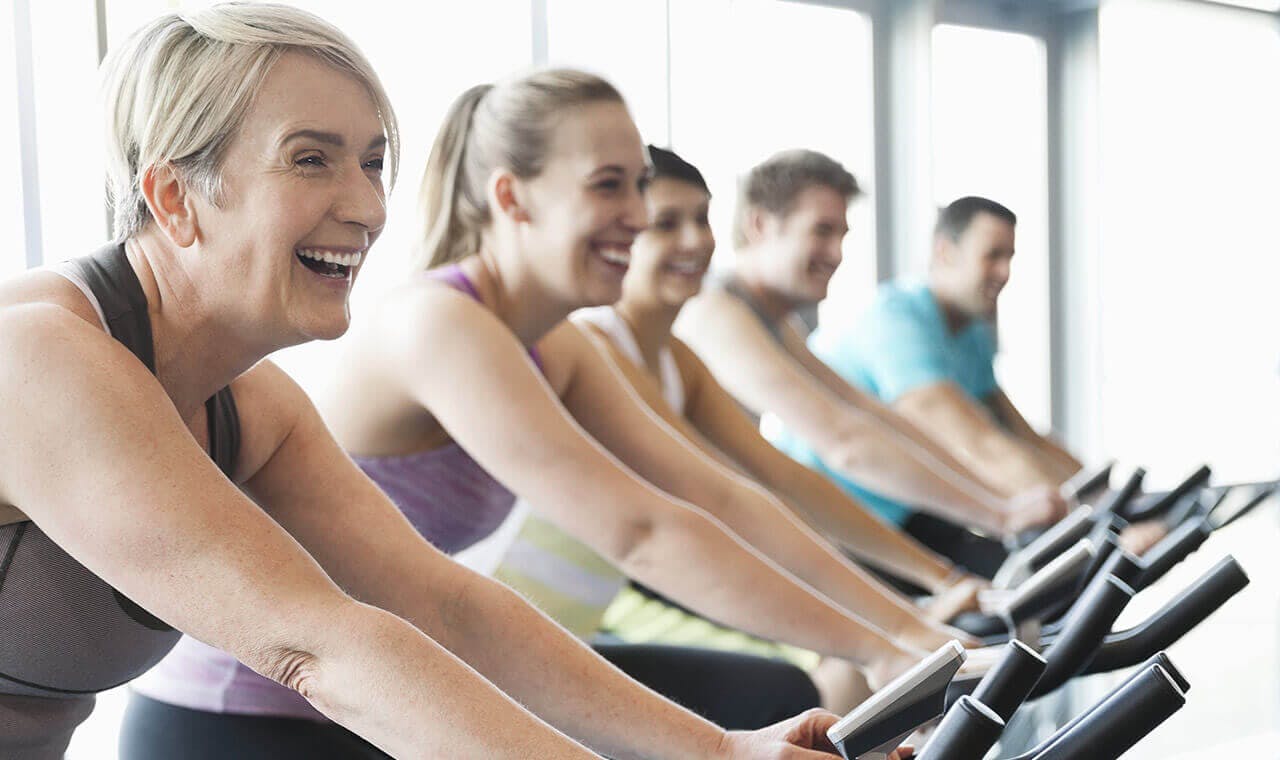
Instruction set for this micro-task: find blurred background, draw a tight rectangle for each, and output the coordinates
[3,0,1277,756]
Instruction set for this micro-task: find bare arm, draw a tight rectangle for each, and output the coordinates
[241,362,732,760]
[988,390,1083,482]
[784,329,1014,500]
[0,305,595,760]
[895,382,1067,493]
[666,338,959,594]
[677,292,1010,533]
[547,321,962,648]
[385,288,918,670]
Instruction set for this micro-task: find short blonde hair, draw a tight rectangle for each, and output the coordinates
[102,2,399,240]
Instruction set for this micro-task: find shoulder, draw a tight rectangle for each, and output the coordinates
[860,282,941,339]
[681,287,769,334]
[371,276,515,362]
[0,267,108,331]
[0,300,120,375]
[872,281,932,318]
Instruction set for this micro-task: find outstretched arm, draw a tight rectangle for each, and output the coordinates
[988,389,1083,482]
[242,362,740,760]
[0,305,596,760]
[677,292,1016,533]
[895,382,1066,493]
[666,337,962,594]
[384,288,921,673]
[546,321,967,649]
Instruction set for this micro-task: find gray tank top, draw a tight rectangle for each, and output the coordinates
[0,242,240,757]
[715,274,790,345]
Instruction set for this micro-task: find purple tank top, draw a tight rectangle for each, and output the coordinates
[134,264,545,720]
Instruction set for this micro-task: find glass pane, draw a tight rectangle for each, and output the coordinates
[28,0,108,265]
[668,0,877,315]
[0,0,25,277]
[1099,0,1280,483]
[546,0,668,145]
[932,23,1051,430]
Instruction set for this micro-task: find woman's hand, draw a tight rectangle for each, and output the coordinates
[922,576,986,625]
[1003,486,1069,534]
[717,709,914,758]
[1119,519,1168,556]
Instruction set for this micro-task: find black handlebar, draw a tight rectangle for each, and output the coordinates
[1028,663,1185,759]
[915,696,1005,760]
[1082,555,1248,675]
[1134,517,1213,589]
[1003,653,1186,760]
[969,640,1046,722]
[1094,467,1146,520]
[1123,465,1212,522]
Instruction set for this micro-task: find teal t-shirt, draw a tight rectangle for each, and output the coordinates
[765,282,997,525]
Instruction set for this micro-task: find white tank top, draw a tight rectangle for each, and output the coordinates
[571,306,686,414]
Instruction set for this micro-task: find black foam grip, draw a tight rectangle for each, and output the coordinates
[1030,665,1185,760]
[1032,575,1134,698]
[1123,465,1211,522]
[1133,518,1212,590]
[1084,555,1249,675]
[1094,467,1146,519]
[916,696,1005,760]
[970,640,1046,722]
[1001,653,1184,760]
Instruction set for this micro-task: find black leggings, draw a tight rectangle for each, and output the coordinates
[119,695,389,760]
[593,642,819,729]
[120,645,819,759]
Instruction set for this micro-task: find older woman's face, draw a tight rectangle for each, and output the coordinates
[189,51,387,342]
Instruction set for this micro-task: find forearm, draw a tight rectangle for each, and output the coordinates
[777,467,956,593]
[825,419,1008,533]
[281,597,597,759]
[425,571,724,760]
[859,401,1013,499]
[1030,436,1083,483]
[713,479,934,637]
[622,504,911,665]
[958,430,1065,495]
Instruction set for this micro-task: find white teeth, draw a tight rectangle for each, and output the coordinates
[597,246,631,266]
[296,248,364,268]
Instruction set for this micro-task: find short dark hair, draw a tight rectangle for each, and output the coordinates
[934,196,1017,242]
[647,145,709,195]
[734,149,860,248]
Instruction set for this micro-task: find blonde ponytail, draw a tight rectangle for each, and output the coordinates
[415,69,624,270]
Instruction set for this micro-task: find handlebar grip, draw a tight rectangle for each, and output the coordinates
[1134,517,1213,590]
[1002,652,1186,760]
[1123,465,1211,522]
[1094,467,1145,519]
[916,696,1005,760]
[1030,664,1185,760]
[970,640,1046,723]
[1033,575,1134,698]
[1084,555,1249,675]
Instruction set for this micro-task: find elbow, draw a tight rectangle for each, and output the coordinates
[255,644,324,703]
[611,512,659,577]
[241,594,371,715]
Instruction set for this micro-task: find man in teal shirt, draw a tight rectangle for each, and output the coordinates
[772,198,1075,530]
